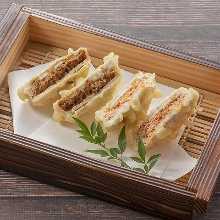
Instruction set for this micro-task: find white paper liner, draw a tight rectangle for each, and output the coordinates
[8,63,197,181]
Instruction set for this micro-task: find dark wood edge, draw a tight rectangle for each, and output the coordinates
[0,130,190,194]
[0,130,196,220]
[187,111,220,202]
[0,4,29,65]
[22,6,220,70]
[193,199,207,214]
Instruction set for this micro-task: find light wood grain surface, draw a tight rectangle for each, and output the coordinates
[0,1,220,219]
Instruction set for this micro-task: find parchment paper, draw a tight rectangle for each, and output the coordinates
[8,63,197,181]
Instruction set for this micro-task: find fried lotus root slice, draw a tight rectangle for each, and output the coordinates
[137,87,199,148]
[53,52,121,123]
[95,72,160,130]
[17,48,91,106]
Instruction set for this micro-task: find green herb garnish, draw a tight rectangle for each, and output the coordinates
[131,138,160,174]
[73,117,160,174]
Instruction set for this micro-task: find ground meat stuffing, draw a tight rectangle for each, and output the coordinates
[103,79,145,119]
[30,50,87,97]
[138,95,183,139]
[58,69,116,111]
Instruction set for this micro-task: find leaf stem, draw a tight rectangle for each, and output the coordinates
[99,142,123,164]
[99,142,106,148]
[73,117,160,174]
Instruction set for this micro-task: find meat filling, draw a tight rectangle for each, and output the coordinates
[58,69,116,111]
[138,94,183,139]
[104,79,145,119]
[30,50,87,97]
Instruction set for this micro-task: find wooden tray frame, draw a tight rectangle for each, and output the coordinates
[0,4,220,219]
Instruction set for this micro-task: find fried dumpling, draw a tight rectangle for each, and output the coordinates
[17,48,91,106]
[95,72,159,130]
[137,87,199,148]
[53,52,121,123]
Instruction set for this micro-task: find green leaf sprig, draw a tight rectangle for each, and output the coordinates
[73,117,107,147]
[73,117,129,167]
[131,139,161,174]
[73,117,160,174]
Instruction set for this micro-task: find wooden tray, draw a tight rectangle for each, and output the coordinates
[0,4,220,220]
